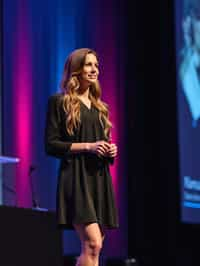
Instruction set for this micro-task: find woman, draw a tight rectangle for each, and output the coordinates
[45,48,119,266]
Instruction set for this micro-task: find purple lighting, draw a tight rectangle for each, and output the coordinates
[13,2,33,207]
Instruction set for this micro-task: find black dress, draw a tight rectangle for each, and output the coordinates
[45,93,119,229]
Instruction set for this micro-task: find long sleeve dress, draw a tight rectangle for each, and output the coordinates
[45,93,119,229]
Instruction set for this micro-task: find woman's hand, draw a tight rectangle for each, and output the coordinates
[89,141,111,157]
[106,143,118,158]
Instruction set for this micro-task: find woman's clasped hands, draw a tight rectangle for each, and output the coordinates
[90,140,117,158]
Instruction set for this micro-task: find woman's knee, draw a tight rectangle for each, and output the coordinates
[84,238,103,256]
[74,223,104,257]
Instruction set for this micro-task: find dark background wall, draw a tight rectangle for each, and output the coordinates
[126,1,163,264]
[126,0,176,265]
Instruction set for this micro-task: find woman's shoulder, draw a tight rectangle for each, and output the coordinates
[48,92,64,102]
[47,92,65,107]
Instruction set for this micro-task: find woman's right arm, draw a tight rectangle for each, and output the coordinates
[44,95,73,158]
[71,141,110,156]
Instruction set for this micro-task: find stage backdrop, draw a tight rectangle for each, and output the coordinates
[2,0,127,257]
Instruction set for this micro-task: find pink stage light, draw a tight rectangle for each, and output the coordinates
[13,3,33,207]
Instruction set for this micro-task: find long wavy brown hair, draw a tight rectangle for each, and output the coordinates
[60,48,112,139]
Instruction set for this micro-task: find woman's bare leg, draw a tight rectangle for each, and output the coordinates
[95,225,105,266]
[74,223,105,266]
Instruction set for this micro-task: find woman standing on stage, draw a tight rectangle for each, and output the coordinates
[45,48,118,266]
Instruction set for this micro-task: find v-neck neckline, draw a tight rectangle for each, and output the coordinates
[79,99,92,111]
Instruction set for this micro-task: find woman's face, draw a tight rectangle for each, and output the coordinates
[79,53,99,86]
